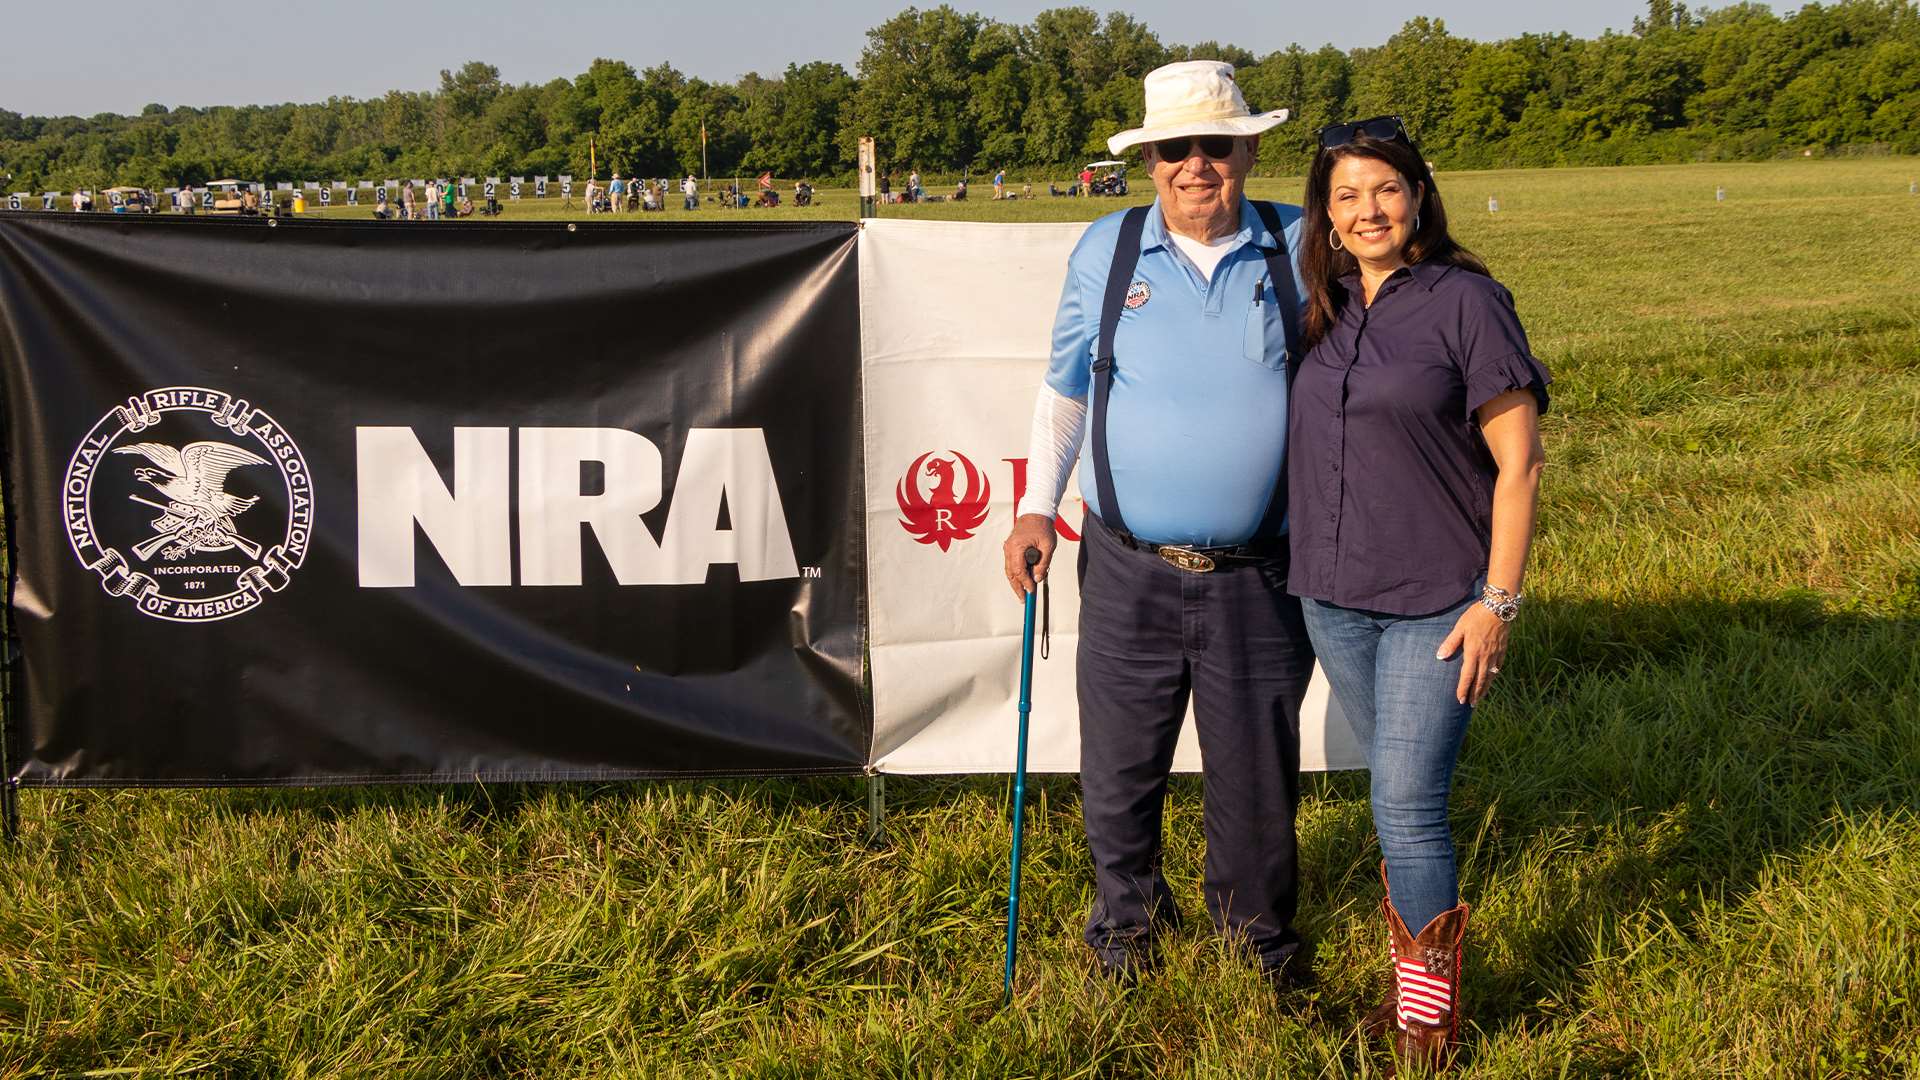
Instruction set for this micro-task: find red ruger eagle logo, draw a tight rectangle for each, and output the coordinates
[896,450,991,551]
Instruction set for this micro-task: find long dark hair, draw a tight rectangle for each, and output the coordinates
[1299,134,1489,350]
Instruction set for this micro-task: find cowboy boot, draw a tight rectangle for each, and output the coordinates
[1360,863,1399,1037]
[1380,870,1470,1073]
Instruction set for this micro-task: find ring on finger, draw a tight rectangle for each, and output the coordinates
[1489,666,1501,675]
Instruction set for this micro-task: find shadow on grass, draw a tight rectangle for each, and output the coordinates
[1443,596,1918,1037]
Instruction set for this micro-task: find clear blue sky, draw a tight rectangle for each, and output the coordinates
[0,0,1652,118]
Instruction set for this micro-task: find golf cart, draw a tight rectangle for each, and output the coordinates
[204,180,261,216]
[103,186,157,213]
[1085,161,1128,196]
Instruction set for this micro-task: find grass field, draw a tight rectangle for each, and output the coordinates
[4,157,1919,1078]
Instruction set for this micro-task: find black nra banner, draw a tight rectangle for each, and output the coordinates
[0,214,867,784]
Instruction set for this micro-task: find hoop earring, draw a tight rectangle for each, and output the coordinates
[1414,212,1422,232]
[1329,227,1344,251]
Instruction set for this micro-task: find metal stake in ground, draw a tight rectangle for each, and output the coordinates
[1003,546,1044,1004]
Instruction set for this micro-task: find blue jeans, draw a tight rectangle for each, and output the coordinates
[1301,591,1475,932]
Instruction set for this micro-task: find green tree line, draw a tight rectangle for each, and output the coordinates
[3,0,1916,192]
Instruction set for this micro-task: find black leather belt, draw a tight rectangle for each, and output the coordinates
[1097,516,1286,573]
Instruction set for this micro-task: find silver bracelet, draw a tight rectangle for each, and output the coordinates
[1480,584,1523,623]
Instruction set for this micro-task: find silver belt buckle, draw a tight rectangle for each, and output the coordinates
[1157,546,1216,573]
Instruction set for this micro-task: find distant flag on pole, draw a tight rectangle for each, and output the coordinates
[590,134,597,178]
[757,171,773,190]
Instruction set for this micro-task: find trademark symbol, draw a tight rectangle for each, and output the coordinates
[802,566,823,579]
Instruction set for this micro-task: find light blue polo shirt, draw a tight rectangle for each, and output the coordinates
[1046,197,1306,547]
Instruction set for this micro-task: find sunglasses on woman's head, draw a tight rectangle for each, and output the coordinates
[1317,116,1411,149]
[1152,135,1238,161]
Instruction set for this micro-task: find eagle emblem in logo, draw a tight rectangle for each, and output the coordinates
[895,450,991,552]
[64,387,314,623]
[114,441,269,562]
[1124,280,1151,309]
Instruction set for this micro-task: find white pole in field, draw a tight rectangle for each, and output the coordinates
[1488,196,1499,213]
[859,136,877,219]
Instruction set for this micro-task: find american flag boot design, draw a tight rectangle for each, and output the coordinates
[1378,863,1470,1072]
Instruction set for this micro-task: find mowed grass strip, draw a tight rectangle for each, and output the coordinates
[2,158,1918,1077]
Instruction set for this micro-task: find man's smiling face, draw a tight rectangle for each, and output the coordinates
[1145,135,1257,237]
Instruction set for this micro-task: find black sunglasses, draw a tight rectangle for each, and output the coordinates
[1151,134,1238,162]
[1317,115,1411,149]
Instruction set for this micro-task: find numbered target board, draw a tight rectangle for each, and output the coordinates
[7,193,22,211]
[535,176,548,197]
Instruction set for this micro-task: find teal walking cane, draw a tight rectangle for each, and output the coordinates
[1003,546,1046,1004]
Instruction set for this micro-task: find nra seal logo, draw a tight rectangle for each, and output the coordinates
[896,450,991,552]
[1124,280,1151,309]
[63,387,314,623]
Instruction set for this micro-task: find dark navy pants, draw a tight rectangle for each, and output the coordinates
[1076,514,1316,972]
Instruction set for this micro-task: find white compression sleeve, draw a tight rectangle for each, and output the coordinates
[1017,384,1088,520]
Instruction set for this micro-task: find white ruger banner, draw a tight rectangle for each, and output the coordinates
[859,217,1361,775]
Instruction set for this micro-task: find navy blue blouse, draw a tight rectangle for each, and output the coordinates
[1287,260,1551,616]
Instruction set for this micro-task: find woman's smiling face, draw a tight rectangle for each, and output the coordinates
[1328,154,1423,267]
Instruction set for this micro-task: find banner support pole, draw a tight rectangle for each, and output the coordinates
[865,773,887,848]
[1,548,17,844]
[1,646,16,844]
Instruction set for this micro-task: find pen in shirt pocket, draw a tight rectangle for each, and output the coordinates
[1253,274,1266,307]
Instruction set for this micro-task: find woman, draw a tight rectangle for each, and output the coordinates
[1287,116,1549,1071]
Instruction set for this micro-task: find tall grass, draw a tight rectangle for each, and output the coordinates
[3,157,1918,1077]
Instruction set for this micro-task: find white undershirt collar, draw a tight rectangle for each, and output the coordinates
[1167,230,1237,283]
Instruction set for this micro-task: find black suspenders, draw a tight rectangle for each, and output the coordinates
[1089,206,1150,540]
[1089,201,1302,544]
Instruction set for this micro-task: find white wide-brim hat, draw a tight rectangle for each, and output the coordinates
[1107,60,1290,156]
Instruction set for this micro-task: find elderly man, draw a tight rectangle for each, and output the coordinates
[1002,60,1314,985]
